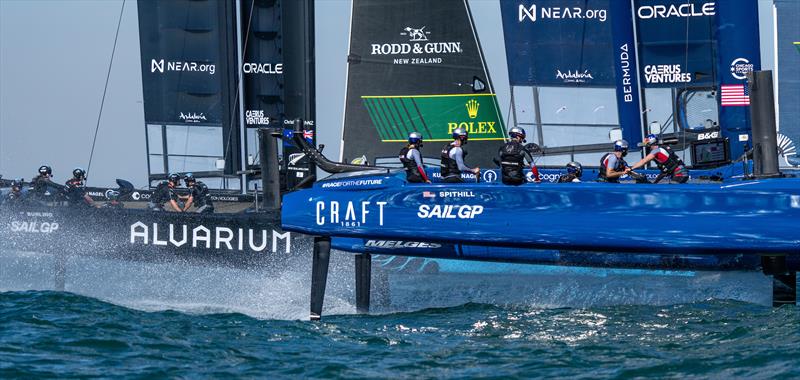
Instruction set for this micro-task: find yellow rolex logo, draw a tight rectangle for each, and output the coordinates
[466,99,479,119]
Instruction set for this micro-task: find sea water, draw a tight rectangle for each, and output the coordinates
[0,250,797,378]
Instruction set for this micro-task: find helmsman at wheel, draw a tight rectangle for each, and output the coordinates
[497,127,533,186]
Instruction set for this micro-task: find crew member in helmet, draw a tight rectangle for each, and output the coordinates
[399,132,431,183]
[148,173,183,211]
[64,167,95,207]
[598,140,632,183]
[440,127,479,183]
[182,173,214,214]
[31,165,55,200]
[629,134,689,184]
[1,179,26,206]
[558,162,583,183]
[497,127,532,185]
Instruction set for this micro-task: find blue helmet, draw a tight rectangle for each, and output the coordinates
[566,161,582,178]
[509,127,526,141]
[183,172,196,186]
[452,127,468,144]
[408,132,423,146]
[644,134,659,147]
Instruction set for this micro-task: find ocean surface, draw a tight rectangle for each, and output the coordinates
[1,250,798,379]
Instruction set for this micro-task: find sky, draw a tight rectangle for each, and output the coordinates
[0,0,777,188]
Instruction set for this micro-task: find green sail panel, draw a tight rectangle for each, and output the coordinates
[361,94,505,142]
[341,0,504,167]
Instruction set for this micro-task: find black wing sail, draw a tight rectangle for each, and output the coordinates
[341,0,505,168]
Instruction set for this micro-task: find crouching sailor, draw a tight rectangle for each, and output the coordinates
[629,134,689,184]
[64,168,95,207]
[182,173,214,213]
[399,132,431,183]
[440,127,480,183]
[498,127,531,186]
[149,173,182,211]
[1,179,26,207]
[31,165,56,203]
[558,161,583,183]
[598,140,632,183]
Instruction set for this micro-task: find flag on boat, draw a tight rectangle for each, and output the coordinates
[422,191,436,198]
[720,84,750,106]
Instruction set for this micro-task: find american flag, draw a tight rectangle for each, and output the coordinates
[720,84,750,106]
[422,191,436,198]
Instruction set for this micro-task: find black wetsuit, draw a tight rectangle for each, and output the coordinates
[498,140,526,186]
[64,178,90,207]
[190,181,214,214]
[149,181,177,211]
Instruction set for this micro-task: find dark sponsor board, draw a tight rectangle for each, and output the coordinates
[342,0,504,168]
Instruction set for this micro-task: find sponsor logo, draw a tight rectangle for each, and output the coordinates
[697,131,720,140]
[739,134,749,142]
[10,221,59,233]
[179,112,207,123]
[370,27,463,66]
[320,179,383,188]
[242,62,283,74]
[422,191,436,198]
[130,222,291,253]
[288,153,306,166]
[482,170,498,182]
[417,204,484,219]
[131,191,151,201]
[528,172,561,183]
[365,240,442,249]
[151,59,216,75]
[448,99,497,135]
[637,2,715,19]
[730,58,754,81]
[643,64,691,84]
[315,201,387,227]
[518,3,607,23]
[401,26,429,42]
[556,69,594,84]
[88,191,104,197]
[466,99,479,119]
[245,110,270,125]
[25,212,53,217]
[618,44,634,102]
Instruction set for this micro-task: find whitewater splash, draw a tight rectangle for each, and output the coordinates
[0,244,773,320]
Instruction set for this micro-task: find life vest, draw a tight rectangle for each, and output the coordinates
[151,181,170,204]
[598,153,627,183]
[399,146,423,182]
[499,141,525,184]
[64,178,89,206]
[191,181,213,207]
[650,146,684,174]
[440,143,462,179]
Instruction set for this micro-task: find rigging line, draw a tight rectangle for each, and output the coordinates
[86,0,126,184]
[222,0,256,169]
[681,0,690,162]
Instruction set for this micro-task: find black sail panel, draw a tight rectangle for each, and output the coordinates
[341,0,505,168]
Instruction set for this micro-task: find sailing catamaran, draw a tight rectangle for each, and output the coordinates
[276,0,800,319]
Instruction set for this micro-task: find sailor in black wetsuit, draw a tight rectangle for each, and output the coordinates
[182,173,214,214]
[440,127,479,183]
[1,179,26,207]
[598,140,632,183]
[498,127,530,186]
[31,165,55,202]
[629,134,689,184]
[148,173,182,211]
[557,161,583,183]
[399,132,431,183]
[64,168,94,207]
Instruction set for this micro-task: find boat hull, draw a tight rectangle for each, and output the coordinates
[282,173,800,268]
